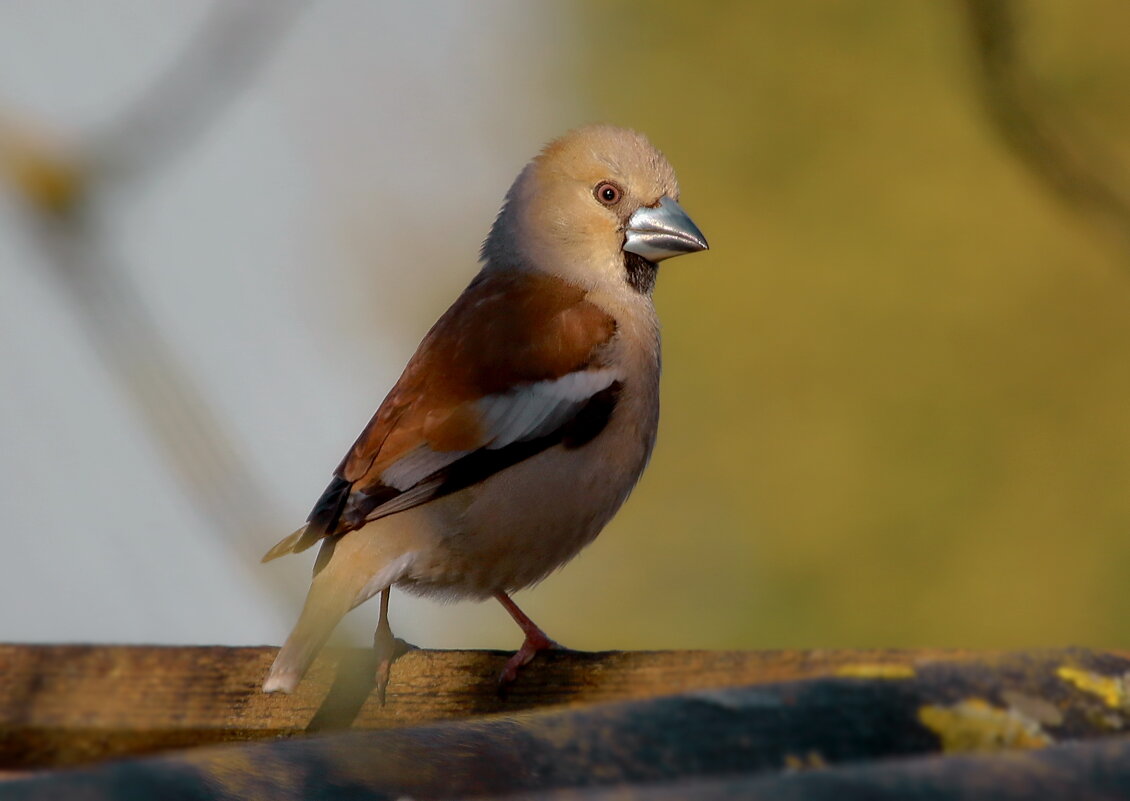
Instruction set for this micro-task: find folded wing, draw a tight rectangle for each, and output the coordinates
[265,269,620,563]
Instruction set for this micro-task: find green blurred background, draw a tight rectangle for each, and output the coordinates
[546,0,1130,649]
[3,1,1130,651]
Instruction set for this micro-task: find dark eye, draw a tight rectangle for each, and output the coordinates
[594,181,622,205]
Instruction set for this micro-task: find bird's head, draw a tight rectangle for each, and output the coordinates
[483,124,708,295]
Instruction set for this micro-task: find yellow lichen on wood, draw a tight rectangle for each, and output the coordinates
[917,698,1052,753]
[834,663,916,679]
[783,751,828,772]
[1056,666,1130,710]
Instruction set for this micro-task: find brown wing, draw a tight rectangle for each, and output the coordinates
[288,269,617,557]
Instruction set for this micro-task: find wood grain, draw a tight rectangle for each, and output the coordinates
[5,647,1130,799]
[0,644,987,767]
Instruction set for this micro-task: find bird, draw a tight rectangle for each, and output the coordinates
[261,124,708,695]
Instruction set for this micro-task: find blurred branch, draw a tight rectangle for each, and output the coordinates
[0,123,86,214]
[26,209,290,590]
[92,0,308,184]
[961,0,1130,265]
[0,0,311,608]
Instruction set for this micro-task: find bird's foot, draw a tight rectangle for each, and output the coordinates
[373,622,415,705]
[498,629,563,686]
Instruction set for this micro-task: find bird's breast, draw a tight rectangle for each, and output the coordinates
[400,300,662,599]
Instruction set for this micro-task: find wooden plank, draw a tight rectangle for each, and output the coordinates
[0,644,986,767]
[481,740,1130,800]
[5,648,1130,800]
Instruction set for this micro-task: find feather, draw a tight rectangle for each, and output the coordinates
[260,525,308,563]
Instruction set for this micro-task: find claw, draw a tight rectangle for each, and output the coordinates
[372,588,414,704]
[498,629,560,685]
[494,590,563,688]
[374,635,414,704]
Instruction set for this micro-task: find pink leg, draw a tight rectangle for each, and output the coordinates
[494,591,562,685]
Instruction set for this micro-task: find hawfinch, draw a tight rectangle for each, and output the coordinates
[262,124,707,694]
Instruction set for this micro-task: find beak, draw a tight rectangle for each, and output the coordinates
[623,196,709,262]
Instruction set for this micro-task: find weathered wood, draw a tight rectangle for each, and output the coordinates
[486,739,1130,800]
[4,648,1130,800]
[0,643,983,768]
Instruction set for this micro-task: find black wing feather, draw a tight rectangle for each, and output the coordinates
[303,381,621,575]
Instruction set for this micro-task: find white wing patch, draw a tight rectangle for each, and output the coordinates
[478,368,620,449]
[378,367,620,493]
[381,446,472,491]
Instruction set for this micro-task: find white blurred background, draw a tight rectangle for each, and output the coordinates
[0,1,582,648]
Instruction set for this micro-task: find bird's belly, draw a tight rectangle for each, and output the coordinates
[396,410,654,600]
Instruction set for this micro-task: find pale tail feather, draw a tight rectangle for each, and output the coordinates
[262,587,353,693]
[261,525,308,563]
[263,547,418,693]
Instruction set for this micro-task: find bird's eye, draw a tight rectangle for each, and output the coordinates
[594,182,622,206]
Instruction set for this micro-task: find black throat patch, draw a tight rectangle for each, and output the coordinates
[624,251,659,295]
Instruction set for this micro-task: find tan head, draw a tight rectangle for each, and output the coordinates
[482,124,708,294]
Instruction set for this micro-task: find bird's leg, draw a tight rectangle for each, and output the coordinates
[373,588,412,704]
[494,590,563,685]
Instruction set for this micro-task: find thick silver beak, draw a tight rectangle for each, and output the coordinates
[623,196,709,262]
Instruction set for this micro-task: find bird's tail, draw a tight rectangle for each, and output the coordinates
[262,476,354,563]
[261,525,308,563]
[262,579,353,693]
[262,523,420,693]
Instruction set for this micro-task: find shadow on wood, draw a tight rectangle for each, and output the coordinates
[2,646,1130,795]
[0,643,991,768]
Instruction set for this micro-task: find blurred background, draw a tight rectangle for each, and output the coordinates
[2,1,1130,653]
